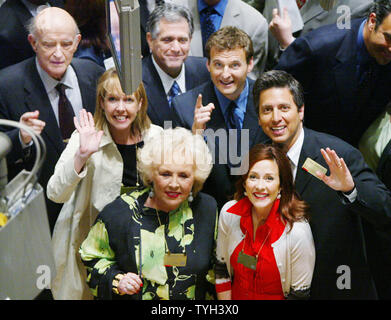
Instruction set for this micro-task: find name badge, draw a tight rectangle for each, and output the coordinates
[237,251,257,270]
[164,253,187,267]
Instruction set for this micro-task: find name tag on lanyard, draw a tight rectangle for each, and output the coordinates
[237,251,257,270]
[164,253,187,267]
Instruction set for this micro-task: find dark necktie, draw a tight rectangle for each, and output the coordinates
[168,81,181,107]
[227,101,242,167]
[55,83,75,141]
[203,7,216,50]
[227,100,241,130]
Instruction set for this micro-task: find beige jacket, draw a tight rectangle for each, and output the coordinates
[46,124,161,300]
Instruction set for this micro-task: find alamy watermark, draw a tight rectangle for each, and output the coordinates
[336,265,351,290]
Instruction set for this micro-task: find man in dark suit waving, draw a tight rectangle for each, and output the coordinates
[142,3,210,127]
[0,6,104,233]
[255,70,391,299]
[171,26,267,208]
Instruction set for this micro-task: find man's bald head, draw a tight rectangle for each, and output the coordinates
[27,7,81,80]
[28,7,80,39]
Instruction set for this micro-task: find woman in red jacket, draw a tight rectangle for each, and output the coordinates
[215,144,315,300]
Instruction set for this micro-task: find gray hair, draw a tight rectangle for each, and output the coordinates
[147,3,194,39]
[137,127,212,195]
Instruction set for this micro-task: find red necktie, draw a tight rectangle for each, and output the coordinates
[296,0,306,9]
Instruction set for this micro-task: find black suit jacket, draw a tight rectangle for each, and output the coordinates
[142,54,210,128]
[276,19,391,147]
[171,79,268,209]
[0,0,64,70]
[295,128,391,299]
[0,57,104,232]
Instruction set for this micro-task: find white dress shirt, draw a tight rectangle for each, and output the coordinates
[151,55,186,99]
[35,58,83,126]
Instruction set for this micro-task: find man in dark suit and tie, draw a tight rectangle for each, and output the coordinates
[255,70,391,299]
[275,0,391,148]
[171,26,268,208]
[0,6,104,233]
[0,0,64,70]
[142,2,210,127]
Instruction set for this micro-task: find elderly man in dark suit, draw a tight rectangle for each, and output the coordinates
[171,26,267,209]
[275,0,391,148]
[142,3,210,128]
[0,6,104,233]
[0,0,64,70]
[255,70,391,299]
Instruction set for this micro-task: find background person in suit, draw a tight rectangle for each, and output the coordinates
[254,70,391,299]
[0,6,104,234]
[0,0,64,70]
[143,2,210,127]
[171,26,268,209]
[168,0,268,79]
[264,0,373,69]
[274,0,391,148]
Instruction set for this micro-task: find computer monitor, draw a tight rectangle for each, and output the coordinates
[106,0,142,95]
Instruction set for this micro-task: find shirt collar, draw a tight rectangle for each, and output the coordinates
[214,79,249,115]
[227,196,282,231]
[35,58,76,94]
[151,55,186,95]
[287,126,304,169]
[198,0,228,16]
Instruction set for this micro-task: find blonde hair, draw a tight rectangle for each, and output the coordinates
[137,127,213,195]
[94,68,151,137]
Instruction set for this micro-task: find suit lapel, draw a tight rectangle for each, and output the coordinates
[23,59,64,154]
[221,0,239,26]
[300,2,324,24]
[377,139,391,178]
[189,0,203,56]
[203,82,226,131]
[142,56,172,126]
[242,80,262,148]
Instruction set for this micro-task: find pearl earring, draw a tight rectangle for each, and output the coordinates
[277,192,281,199]
[149,188,155,198]
[188,191,194,202]
[244,191,247,196]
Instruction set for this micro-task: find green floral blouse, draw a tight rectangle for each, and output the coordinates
[79,187,218,300]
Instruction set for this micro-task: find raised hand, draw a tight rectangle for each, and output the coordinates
[73,109,103,173]
[192,94,215,135]
[269,7,295,49]
[19,110,46,144]
[316,147,355,193]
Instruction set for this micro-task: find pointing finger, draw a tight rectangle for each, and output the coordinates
[195,94,203,109]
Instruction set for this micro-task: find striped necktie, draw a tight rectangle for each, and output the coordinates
[167,81,181,107]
